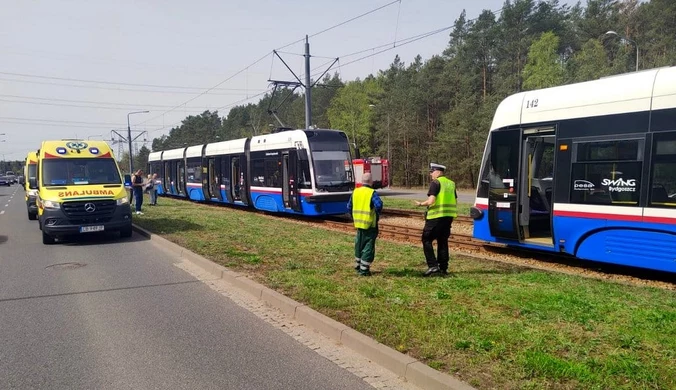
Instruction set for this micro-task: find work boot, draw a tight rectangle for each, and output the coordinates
[423,267,441,277]
[358,268,372,276]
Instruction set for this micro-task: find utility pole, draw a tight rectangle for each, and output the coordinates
[268,37,338,130]
[127,110,149,174]
[304,36,312,129]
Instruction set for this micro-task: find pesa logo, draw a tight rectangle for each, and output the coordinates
[573,180,595,190]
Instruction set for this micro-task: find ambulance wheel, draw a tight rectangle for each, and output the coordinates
[42,231,55,245]
[28,211,37,221]
[120,226,133,238]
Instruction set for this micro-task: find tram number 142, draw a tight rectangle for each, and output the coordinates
[526,99,539,109]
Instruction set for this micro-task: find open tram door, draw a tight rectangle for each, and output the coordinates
[518,128,555,246]
[206,156,223,201]
[488,128,555,246]
[282,150,302,212]
[488,129,522,240]
[230,155,248,205]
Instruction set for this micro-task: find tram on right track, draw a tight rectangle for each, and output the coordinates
[471,66,676,274]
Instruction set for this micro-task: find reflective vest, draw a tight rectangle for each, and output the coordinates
[352,186,376,229]
[426,176,457,219]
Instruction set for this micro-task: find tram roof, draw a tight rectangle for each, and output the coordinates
[490,66,676,131]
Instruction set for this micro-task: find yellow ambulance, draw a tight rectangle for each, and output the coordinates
[29,140,133,244]
[24,150,39,220]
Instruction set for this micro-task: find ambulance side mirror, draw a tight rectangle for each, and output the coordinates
[29,178,38,189]
[124,174,132,187]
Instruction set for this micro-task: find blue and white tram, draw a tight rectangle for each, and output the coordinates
[471,66,676,274]
[148,128,355,216]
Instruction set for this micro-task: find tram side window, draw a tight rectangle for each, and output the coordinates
[650,138,676,207]
[251,158,265,186]
[186,159,202,183]
[571,139,642,206]
[298,159,311,189]
[477,142,491,198]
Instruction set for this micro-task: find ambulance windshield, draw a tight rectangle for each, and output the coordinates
[42,158,121,186]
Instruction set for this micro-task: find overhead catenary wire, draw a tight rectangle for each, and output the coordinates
[0,95,221,111]
[139,1,402,134]
[146,88,275,135]
[0,71,265,91]
[0,77,263,95]
[310,7,505,78]
[0,116,163,127]
[275,0,402,51]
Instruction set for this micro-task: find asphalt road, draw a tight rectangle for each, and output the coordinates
[0,184,374,389]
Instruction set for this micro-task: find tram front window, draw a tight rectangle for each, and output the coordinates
[312,150,352,192]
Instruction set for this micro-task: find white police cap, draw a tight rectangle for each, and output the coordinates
[429,163,446,172]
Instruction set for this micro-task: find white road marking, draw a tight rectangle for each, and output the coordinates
[0,211,4,215]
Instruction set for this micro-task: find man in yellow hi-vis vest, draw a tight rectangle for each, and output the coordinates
[415,163,457,276]
[347,173,383,276]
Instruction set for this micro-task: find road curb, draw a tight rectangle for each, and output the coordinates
[132,223,475,390]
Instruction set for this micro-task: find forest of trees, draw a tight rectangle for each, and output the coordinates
[149,0,676,188]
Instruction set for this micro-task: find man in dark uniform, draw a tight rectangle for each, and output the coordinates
[415,163,458,276]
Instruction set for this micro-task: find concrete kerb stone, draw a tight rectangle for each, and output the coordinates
[405,362,475,390]
[132,223,475,390]
[261,288,304,318]
[340,329,416,378]
[295,306,349,342]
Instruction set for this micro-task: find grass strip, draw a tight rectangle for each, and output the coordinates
[135,196,676,390]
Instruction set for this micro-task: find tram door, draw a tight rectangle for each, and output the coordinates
[163,161,171,194]
[488,129,522,240]
[282,151,301,211]
[519,130,555,245]
[177,160,186,196]
[207,156,223,201]
[230,155,249,205]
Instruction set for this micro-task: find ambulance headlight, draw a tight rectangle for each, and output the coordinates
[43,200,61,209]
[116,197,129,206]
[28,190,39,197]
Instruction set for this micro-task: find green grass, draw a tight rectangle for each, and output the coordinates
[378,196,472,215]
[135,196,676,390]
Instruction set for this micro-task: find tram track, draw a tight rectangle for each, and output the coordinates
[381,208,473,225]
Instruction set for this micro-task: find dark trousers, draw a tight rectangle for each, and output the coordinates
[422,217,453,271]
[355,227,378,269]
[134,188,143,212]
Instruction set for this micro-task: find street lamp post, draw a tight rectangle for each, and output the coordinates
[604,30,639,72]
[127,110,149,174]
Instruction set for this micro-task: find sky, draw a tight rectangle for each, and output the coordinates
[0,0,574,161]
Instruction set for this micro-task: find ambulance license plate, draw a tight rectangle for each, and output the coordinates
[81,225,104,233]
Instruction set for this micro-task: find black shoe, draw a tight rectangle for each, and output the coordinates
[423,267,440,277]
[440,269,448,275]
[358,269,372,276]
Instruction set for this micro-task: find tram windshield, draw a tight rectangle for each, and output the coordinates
[306,130,354,192]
